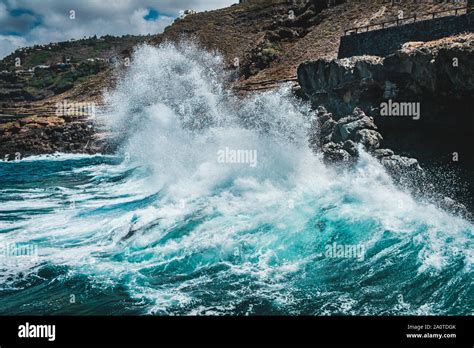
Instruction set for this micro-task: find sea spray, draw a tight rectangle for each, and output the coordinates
[0,42,471,316]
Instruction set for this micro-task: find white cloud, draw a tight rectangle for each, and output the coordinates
[130,8,174,35]
[0,34,27,58]
[0,2,7,20]
[0,0,237,58]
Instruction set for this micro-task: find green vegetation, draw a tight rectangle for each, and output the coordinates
[7,60,108,99]
[258,42,280,66]
[0,34,147,101]
[261,46,279,59]
[26,51,54,67]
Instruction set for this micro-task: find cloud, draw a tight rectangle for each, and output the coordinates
[0,5,40,34]
[0,33,27,58]
[0,0,236,58]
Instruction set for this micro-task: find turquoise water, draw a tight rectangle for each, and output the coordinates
[0,43,472,315]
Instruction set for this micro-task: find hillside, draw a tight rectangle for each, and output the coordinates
[0,35,148,71]
[0,0,469,158]
[0,0,464,100]
[0,35,148,103]
[154,0,464,91]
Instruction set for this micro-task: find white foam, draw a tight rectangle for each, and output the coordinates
[0,42,472,314]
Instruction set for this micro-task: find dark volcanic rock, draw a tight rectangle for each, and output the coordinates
[354,129,382,151]
[297,35,473,129]
[300,36,473,219]
[322,141,351,164]
[0,118,113,159]
[309,106,422,176]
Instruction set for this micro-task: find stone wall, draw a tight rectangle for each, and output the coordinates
[338,12,474,58]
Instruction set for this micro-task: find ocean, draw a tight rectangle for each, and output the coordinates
[0,42,471,315]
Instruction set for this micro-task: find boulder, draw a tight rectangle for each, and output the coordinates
[322,142,351,163]
[354,129,382,151]
[337,115,377,141]
[373,148,394,158]
[342,140,359,157]
[380,155,422,175]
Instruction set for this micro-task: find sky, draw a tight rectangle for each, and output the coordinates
[0,0,237,58]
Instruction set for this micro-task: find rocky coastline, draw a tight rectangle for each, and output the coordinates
[0,3,472,217]
[0,101,112,159]
[297,34,473,219]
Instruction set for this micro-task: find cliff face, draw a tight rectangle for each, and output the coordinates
[152,0,462,90]
[338,11,474,58]
[298,34,474,216]
[0,0,468,159]
[298,33,474,119]
[298,34,473,157]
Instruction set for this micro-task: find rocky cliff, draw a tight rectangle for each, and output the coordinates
[298,34,473,217]
[0,0,470,160]
[298,33,474,118]
[297,33,473,161]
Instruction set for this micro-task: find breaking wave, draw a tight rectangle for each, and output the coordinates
[0,42,472,315]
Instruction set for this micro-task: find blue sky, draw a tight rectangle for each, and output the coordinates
[0,0,236,58]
